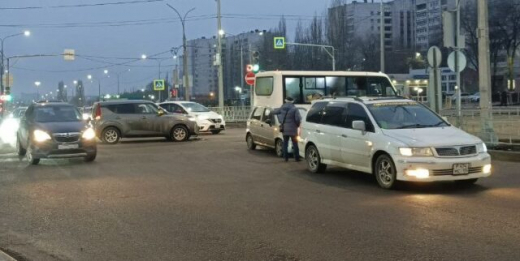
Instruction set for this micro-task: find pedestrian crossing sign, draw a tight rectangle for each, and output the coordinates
[274,37,285,49]
[154,79,165,91]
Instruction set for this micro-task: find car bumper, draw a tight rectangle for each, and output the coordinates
[197,121,226,132]
[30,140,97,159]
[393,153,492,182]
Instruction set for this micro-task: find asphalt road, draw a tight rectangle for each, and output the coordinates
[0,129,519,261]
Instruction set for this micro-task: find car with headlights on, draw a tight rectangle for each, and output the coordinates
[92,100,198,144]
[159,101,225,134]
[299,97,491,189]
[16,102,97,165]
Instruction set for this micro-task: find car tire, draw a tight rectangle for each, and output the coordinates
[85,153,97,162]
[26,143,40,165]
[102,127,121,145]
[211,130,221,135]
[306,144,326,173]
[16,137,26,156]
[171,125,189,142]
[374,154,397,189]
[275,138,284,157]
[455,178,478,186]
[246,134,256,150]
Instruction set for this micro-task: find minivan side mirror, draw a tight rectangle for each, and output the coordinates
[158,109,165,116]
[265,119,272,126]
[352,120,366,132]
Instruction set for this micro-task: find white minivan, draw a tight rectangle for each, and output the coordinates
[299,97,492,189]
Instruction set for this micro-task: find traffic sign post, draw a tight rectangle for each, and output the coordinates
[427,46,442,113]
[245,72,255,86]
[274,37,285,49]
[154,79,165,91]
[447,51,467,73]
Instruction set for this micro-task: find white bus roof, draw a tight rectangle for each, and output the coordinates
[255,71,388,78]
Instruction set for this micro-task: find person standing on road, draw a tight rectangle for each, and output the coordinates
[274,97,302,162]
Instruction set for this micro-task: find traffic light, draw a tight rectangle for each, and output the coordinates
[252,64,260,73]
[0,95,12,102]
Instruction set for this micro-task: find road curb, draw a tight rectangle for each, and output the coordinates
[489,150,520,162]
[0,250,16,261]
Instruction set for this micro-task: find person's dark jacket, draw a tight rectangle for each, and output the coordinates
[274,103,301,136]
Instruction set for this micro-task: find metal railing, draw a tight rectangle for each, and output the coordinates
[209,106,251,123]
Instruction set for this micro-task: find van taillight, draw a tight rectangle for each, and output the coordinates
[95,105,102,120]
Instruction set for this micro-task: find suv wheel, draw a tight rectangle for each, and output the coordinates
[246,134,256,150]
[102,127,120,144]
[85,153,97,162]
[26,143,40,165]
[306,145,326,173]
[17,137,26,156]
[171,125,189,142]
[374,154,397,189]
[275,139,283,157]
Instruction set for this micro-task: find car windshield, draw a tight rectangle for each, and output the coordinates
[367,102,449,129]
[34,106,82,123]
[182,102,210,112]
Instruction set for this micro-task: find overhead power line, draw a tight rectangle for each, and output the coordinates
[0,0,164,10]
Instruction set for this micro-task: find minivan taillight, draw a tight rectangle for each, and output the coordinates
[95,105,102,120]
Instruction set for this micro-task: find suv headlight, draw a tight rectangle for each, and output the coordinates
[477,143,487,153]
[399,147,433,157]
[197,115,209,121]
[82,128,96,140]
[188,116,197,122]
[33,130,52,143]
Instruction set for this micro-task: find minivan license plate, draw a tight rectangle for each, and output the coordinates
[453,164,470,175]
[58,144,79,150]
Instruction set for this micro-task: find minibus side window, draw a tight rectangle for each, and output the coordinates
[255,77,274,96]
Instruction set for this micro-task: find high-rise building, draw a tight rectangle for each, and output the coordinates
[185,31,264,101]
[389,0,415,50]
[415,0,456,51]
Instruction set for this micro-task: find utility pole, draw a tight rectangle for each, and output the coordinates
[217,0,225,108]
[380,0,385,73]
[477,0,497,143]
[455,0,462,127]
[167,4,195,102]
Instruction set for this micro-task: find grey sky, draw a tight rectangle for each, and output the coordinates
[1,0,332,96]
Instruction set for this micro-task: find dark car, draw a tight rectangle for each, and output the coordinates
[16,102,97,165]
[91,100,199,144]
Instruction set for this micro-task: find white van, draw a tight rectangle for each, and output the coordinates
[299,97,492,189]
[253,71,398,109]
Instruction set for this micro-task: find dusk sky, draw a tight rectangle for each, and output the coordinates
[1,0,334,96]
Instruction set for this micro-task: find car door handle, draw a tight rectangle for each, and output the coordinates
[315,130,321,134]
[341,134,348,138]
[260,124,264,127]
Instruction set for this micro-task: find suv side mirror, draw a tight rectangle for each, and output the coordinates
[352,120,366,132]
[158,109,165,116]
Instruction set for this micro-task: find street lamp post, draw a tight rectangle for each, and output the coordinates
[34,81,41,100]
[0,30,30,94]
[166,4,195,102]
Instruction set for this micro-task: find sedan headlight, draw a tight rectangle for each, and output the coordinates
[477,143,487,153]
[33,129,52,143]
[82,128,96,140]
[399,147,433,157]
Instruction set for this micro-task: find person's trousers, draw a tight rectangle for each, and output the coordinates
[283,135,300,161]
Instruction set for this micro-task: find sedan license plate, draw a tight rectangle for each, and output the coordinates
[453,163,470,175]
[215,124,220,129]
[58,144,79,150]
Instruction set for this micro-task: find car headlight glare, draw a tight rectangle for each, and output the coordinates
[82,128,96,140]
[399,147,433,157]
[33,130,52,143]
[477,143,487,153]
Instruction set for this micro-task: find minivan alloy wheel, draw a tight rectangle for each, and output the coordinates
[172,126,188,141]
[275,139,283,157]
[375,155,397,189]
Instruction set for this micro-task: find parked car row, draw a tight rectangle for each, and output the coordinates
[246,97,492,190]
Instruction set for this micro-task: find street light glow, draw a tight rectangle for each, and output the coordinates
[141,54,147,60]
[24,30,31,37]
[104,70,108,74]
[87,75,92,80]
[34,81,41,87]
[218,29,225,36]
[416,52,421,58]
[73,80,78,85]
